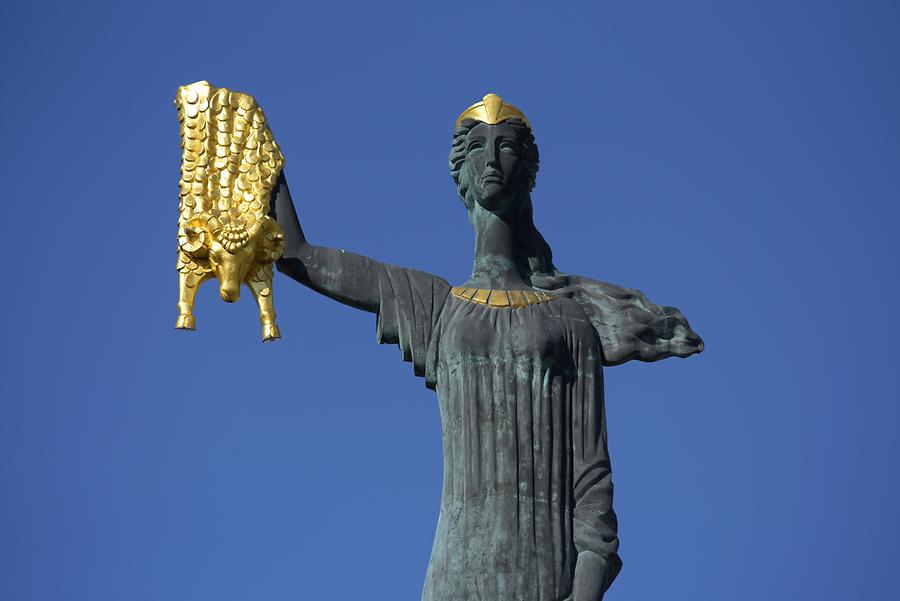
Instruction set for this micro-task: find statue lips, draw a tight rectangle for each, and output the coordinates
[481,167,504,184]
[477,167,516,211]
[480,169,506,195]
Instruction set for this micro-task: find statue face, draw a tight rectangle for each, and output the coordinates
[463,122,524,211]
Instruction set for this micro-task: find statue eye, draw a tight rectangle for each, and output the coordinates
[467,141,484,153]
[499,141,517,154]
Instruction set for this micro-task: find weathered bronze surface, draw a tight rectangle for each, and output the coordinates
[173,81,285,341]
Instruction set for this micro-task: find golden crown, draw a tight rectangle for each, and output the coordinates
[455,93,530,129]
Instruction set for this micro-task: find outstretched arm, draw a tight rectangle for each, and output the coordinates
[269,173,382,312]
[269,173,450,383]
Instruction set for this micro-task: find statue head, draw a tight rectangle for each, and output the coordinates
[449,93,554,279]
[455,121,534,211]
[449,94,538,212]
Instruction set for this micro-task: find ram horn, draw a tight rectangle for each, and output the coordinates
[178,218,210,256]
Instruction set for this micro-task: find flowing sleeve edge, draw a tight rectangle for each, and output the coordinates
[373,263,451,390]
[556,274,705,366]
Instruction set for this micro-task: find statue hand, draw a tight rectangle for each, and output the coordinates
[566,550,610,601]
[269,173,307,256]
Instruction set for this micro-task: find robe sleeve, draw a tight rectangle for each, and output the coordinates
[374,263,451,389]
[572,365,623,588]
[565,275,704,366]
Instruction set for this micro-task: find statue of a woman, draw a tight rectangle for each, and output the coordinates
[270,94,703,601]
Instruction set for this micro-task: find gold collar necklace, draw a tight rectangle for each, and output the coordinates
[451,286,555,309]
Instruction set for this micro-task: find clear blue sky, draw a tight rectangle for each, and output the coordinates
[2,1,898,600]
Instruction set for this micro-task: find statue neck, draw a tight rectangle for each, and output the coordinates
[466,203,530,290]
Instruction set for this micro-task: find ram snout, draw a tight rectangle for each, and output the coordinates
[208,223,262,302]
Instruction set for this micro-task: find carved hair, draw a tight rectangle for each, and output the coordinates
[448,118,557,280]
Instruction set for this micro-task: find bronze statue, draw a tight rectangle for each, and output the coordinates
[175,87,703,600]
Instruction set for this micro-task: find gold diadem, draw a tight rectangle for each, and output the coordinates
[455,93,530,129]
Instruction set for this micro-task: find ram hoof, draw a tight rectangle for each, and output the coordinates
[262,323,281,342]
[175,314,196,330]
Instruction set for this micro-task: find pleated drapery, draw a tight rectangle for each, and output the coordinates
[374,264,620,601]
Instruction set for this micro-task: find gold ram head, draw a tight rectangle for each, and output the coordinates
[178,215,284,302]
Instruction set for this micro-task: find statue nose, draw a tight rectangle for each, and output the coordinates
[220,287,239,303]
[486,150,500,168]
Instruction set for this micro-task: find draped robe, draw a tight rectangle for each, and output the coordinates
[371,264,703,601]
